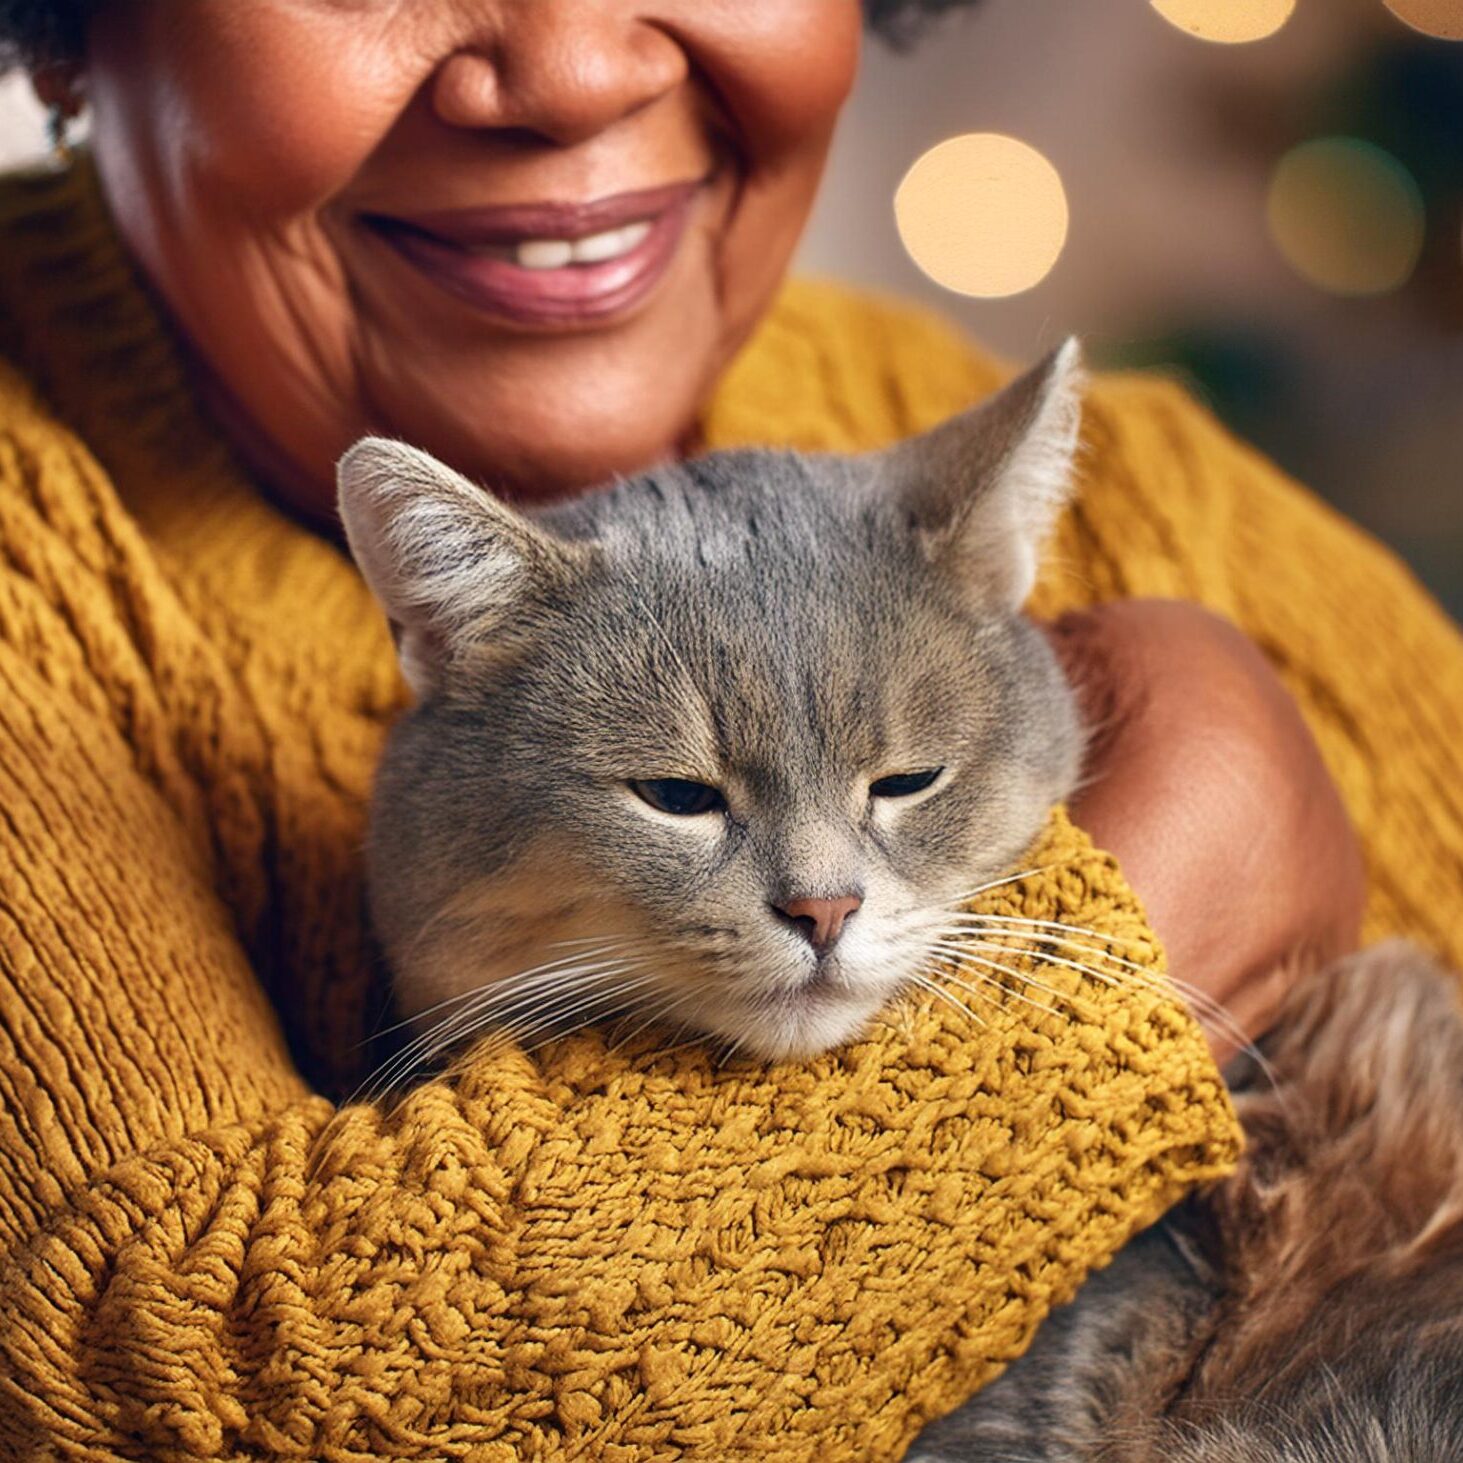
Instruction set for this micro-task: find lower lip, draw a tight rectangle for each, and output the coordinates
[368,193,696,329]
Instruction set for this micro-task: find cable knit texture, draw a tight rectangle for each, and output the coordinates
[0,158,1454,1459]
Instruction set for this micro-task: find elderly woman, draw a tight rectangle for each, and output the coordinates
[0,1,1457,1457]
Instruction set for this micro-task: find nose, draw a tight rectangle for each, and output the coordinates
[774,894,863,955]
[432,2,689,147]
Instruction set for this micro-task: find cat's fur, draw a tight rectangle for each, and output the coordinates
[908,940,1463,1461]
[340,348,1461,1455]
[337,341,1084,1060]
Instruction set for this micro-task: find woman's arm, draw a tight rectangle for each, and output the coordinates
[0,443,1235,1457]
[0,624,1235,1459]
[1043,599,1367,1058]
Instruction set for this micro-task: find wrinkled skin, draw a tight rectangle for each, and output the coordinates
[61,0,1362,1046]
[83,0,860,510]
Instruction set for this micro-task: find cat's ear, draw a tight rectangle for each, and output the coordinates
[337,438,585,697]
[883,337,1084,609]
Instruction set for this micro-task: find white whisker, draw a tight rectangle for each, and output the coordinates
[926,941,1101,1018]
[647,1033,707,1061]
[353,949,658,1103]
[945,911,1157,956]
[715,1035,746,1070]
[941,916,1159,974]
[932,918,1278,1083]
[925,956,1069,1022]
[508,972,665,1057]
[933,934,1154,1005]
[370,964,628,1088]
[361,939,637,1049]
[945,864,1057,905]
[608,987,703,1054]
[968,933,1263,1059]
[907,970,990,1028]
[940,931,1196,1020]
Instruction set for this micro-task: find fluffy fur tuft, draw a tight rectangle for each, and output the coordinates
[909,942,1463,1461]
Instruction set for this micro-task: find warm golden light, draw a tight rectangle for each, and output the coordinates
[1150,0,1295,44]
[894,134,1068,300]
[1383,0,1463,40]
[1267,138,1425,298]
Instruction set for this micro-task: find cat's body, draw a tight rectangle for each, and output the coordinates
[339,342,1085,1062]
[339,343,1463,1457]
[909,940,1463,1462]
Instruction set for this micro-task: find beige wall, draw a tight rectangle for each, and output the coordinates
[0,74,45,166]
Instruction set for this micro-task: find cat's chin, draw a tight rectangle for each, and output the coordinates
[710,985,891,1063]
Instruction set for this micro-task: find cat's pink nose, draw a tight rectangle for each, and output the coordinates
[775,894,863,954]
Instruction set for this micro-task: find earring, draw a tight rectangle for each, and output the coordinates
[34,60,86,170]
[46,103,76,168]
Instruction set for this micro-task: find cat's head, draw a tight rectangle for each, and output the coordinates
[337,341,1085,1060]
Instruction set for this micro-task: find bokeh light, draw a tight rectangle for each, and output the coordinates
[1383,0,1463,40]
[894,134,1068,299]
[1267,138,1425,297]
[1149,0,1295,44]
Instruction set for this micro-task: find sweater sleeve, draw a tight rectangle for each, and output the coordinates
[0,376,1238,1461]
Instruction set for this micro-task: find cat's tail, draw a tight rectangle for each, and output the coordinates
[1206,939,1463,1359]
[904,940,1463,1463]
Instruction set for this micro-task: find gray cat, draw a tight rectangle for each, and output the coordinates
[908,940,1463,1462]
[337,340,1085,1066]
[339,342,1463,1458]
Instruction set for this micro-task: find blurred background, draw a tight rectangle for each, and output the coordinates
[2,0,1459,617]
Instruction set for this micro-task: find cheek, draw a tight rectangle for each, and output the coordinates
[876,792,993,894]
[596,816,761,931]
[89,0,438,216]
[671,0,862,336]
[683,1,862,157]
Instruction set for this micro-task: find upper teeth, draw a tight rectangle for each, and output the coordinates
[515,221,653,270]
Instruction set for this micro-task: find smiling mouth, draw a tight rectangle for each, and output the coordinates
[363,178,705,329]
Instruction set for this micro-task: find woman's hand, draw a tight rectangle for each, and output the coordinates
[1041,600,1366,1060]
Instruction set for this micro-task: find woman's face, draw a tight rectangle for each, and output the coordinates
[83,1,861,512]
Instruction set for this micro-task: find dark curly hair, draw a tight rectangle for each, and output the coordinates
[1,0,980,70]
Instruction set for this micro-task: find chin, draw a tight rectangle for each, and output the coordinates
[714,986,892,1063]
[366,271,727,503]
[408,377,706,505]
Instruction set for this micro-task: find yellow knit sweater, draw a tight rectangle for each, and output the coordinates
[0,159,1456,1461]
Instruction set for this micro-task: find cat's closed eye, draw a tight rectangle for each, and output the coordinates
[870,768,944,798]
[630,778,727,816]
